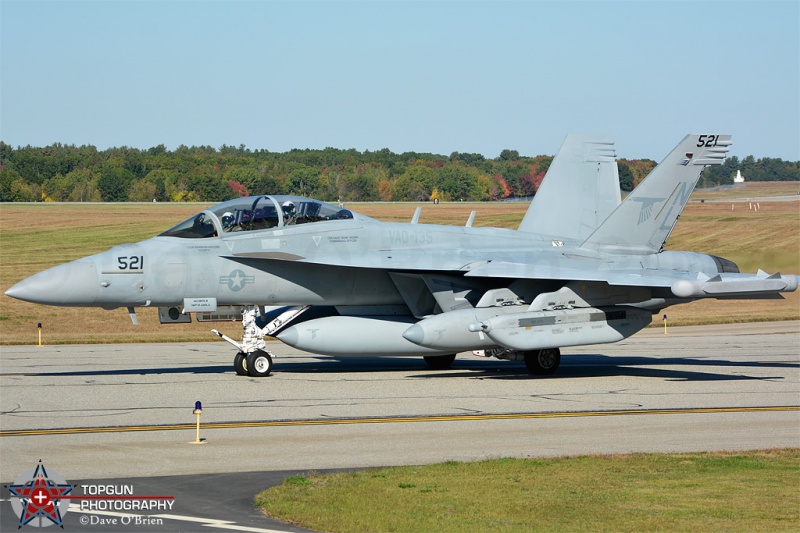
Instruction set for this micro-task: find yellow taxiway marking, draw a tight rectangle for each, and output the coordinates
[2,406,798,437]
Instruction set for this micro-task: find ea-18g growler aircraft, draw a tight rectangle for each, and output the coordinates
[6,134,798,377]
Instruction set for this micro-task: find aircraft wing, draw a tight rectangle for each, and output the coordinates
[462,260,640,284]
[463,260,798,297]
[228,249,797,300]
[226,249,479,272]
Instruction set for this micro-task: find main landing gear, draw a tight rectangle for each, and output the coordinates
[523,348,561,375]
[473,347,562,375]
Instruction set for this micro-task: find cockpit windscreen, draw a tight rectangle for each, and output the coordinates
[158,195,355,239]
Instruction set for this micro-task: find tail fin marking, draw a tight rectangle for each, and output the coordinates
[581,134,731,254]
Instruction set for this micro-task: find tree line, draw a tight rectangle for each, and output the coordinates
[0,142,796,203]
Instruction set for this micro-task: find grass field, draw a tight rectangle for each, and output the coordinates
[692,181,800,200]
[257,450,800,533]
[0,189,797,344]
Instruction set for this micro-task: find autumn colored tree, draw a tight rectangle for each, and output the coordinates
[619,159,656,189]
[0,142,794,203]
[617,161,634,191]
[378,179,393,201]
[227,180,248,197]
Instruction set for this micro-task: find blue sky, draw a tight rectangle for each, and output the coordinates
[2,0,798,160]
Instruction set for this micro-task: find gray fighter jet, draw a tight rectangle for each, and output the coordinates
[6,134,798,377]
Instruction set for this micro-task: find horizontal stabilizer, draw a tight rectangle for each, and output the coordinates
[671,273,799,298]
[463,260,799,298]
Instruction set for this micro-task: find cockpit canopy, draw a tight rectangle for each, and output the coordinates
[159,195,358,239]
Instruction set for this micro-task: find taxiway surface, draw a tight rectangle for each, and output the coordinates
[1,322,798,530]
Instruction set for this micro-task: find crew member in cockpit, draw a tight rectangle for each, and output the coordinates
[221,211,235,231]
[282,201,296,225]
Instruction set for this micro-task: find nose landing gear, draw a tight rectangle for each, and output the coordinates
[245,350,273,377]
[213,305,309,377]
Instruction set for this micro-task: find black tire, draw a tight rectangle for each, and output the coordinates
[246,350,273,377]
[524,348,561,375]
[233,352,248,376]
[423,354,457,370]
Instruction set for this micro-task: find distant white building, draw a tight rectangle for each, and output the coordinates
[733,170,745,183]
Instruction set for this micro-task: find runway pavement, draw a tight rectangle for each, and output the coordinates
[1,321,798,531]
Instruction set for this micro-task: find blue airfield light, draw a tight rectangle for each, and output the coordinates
[190,401,205,444]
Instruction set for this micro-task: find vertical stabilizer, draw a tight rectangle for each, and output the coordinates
[518,134,620,240]
[581,134,731,254]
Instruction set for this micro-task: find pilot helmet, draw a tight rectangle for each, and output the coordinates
[281,201,295,215]
[221,211,234,228]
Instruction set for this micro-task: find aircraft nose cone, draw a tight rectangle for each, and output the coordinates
[5,261,99,306]
[402,324,424,345]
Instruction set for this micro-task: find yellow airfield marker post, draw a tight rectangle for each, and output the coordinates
[189,401,207,444]
[663,314,668,334]
[37,323,42,346]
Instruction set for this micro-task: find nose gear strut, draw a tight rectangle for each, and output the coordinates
[212,305,310,377]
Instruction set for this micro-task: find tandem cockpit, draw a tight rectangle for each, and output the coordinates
[159,195,363,239]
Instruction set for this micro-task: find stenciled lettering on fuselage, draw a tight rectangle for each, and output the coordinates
[326,236,359,244]
[117,255,144,271]
[220,269,255,292]
[389,229,433,245]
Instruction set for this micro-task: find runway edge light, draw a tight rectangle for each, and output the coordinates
[189,401,207,445]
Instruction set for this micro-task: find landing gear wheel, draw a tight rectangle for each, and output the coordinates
[423,354,457,370]
[233,352,248,376]
[524,348,561,375]
[246,350,273,377]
